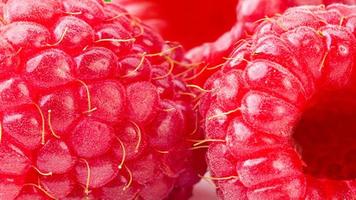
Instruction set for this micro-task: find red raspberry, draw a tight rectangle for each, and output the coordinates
[112,0,238,49]
[200,4,356,199]
[0,0,205,199]
[186,0,356,86]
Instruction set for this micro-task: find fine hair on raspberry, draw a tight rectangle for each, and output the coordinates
[0,0,206,199]
[201,3,356,199]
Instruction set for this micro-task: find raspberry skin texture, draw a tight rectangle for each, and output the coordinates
[0,0,205,199]
[185,0,356,87]
[200,4,356,199]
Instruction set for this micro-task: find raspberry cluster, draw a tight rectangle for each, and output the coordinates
[0,0,205,199]
[201,4,356,199]
[2,0,356,199]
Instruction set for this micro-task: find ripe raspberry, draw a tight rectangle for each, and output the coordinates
[0,0,205,199]
[200,4,356,199]
[112,0,238,49]
[186,0,356,86]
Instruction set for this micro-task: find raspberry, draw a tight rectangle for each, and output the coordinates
[186,0,356,86]
[112,0,238,49]
[200,4,356,199]
[0,0,205,199]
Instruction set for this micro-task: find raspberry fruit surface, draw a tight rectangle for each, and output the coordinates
[0,0,205,199]
[200,4,356,199]
[186,0,356,86]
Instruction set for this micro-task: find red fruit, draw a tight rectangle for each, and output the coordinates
[201,4,356,199]
[0,177,23,199]
[0,0,205,199]
[112,0,239,49]
[40,174,75,198]
[186,0,356,86]
[36,139,76,174]
[4,0,62,25]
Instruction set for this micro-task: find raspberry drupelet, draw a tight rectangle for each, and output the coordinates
[200,4,356,199]
[0,0,205,199]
